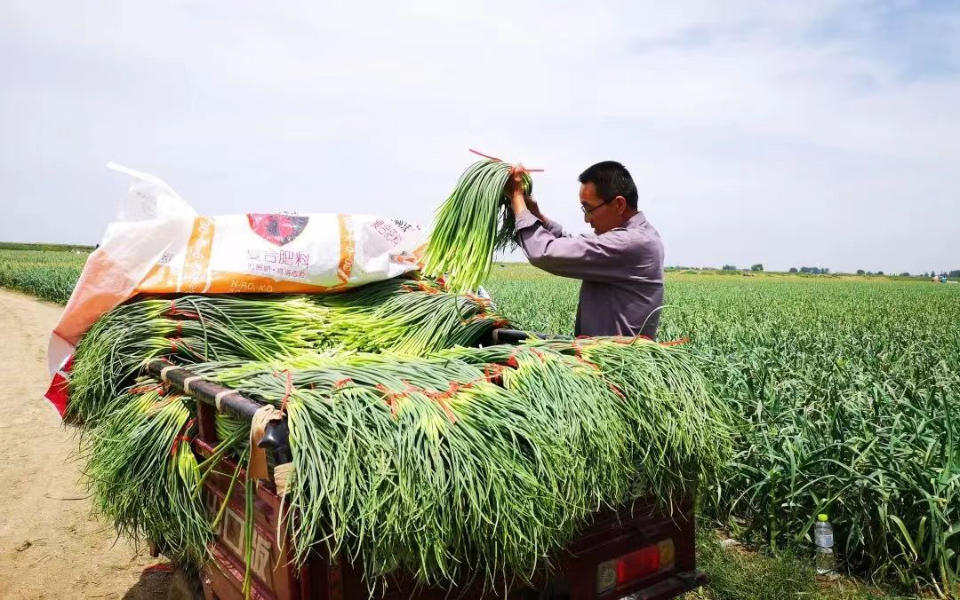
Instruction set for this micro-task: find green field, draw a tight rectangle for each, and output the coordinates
[0,247,88,303]
[2,247,958,597]
[488,265,960,596]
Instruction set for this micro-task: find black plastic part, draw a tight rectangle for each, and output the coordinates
[143,359,292,466]
[483,328,570,346]
[258,420,292,464]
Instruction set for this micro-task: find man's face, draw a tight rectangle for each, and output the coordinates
[580,182,627,235]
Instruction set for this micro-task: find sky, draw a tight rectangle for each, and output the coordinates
[1,0,958,274]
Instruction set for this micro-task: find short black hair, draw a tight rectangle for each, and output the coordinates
[578,161,638,210]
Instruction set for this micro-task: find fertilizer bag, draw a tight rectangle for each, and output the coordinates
[44,164,426,416]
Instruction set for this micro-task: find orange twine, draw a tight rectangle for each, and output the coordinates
[167,299,199,319]
[130,383,163,395]
[468,148,544,172]
[170,418,196,456]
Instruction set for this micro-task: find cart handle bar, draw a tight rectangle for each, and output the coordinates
[143,359,292,465]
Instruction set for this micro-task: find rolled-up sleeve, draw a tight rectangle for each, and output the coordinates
[513,210,632,282]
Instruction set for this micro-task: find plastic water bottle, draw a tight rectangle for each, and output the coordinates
[814,513,836,576]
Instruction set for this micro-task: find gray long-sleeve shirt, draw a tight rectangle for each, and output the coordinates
[513,209,664,339]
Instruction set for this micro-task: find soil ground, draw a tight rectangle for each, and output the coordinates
[0,288,171,599]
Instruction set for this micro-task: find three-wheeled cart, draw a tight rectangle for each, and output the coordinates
[144,329,707,600]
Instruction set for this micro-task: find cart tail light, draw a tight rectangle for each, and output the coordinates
[596,538,675,594]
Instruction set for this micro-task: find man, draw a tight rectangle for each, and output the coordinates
[506,161,664,339]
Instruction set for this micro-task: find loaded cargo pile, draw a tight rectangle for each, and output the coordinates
[55,158,730,594]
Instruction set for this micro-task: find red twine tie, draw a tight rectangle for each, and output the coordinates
[167,299,199,319]
[468,148,544,172]
[170,418,196,456]
[483,363,504,384]
[421,381,459,424]
[415,281,440,294]
[469,148,502,162]
[129,383,162,395]
[376,383,402,417]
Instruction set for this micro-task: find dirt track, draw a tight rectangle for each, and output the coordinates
[0,288,163,599]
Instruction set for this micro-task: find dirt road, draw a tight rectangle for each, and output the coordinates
[0,288,163,599]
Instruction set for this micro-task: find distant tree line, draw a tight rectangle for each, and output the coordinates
[0,241,95,253]
[665,266,959,278]
[854,270,960,278]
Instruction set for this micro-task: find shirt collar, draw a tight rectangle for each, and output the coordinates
[623,211,647,229]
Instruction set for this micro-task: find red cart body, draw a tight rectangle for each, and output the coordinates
[193,435,704,600]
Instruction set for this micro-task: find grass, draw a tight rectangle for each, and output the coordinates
[685,531,916,600]
[656,274,959,596]
[0,246,88,303]
[486,265,960,597]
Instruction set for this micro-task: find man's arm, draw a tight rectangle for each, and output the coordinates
[513,210,633,282]
[507,166,569,238]
[506,165,628,280]
[524,196,568,238]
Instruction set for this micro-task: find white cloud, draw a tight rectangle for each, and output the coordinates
[1,0,958,273]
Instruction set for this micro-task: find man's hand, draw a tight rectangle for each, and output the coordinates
[506,164,546,220]
[506,164,528,217]
[505,165,528,197]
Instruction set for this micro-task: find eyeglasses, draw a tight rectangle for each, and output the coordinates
[580,198,612,217]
